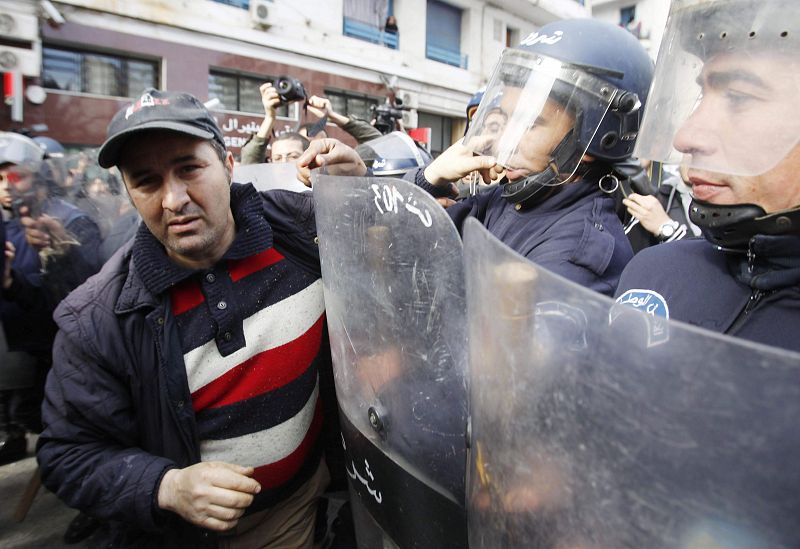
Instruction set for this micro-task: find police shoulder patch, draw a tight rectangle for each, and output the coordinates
[615,289,670,319]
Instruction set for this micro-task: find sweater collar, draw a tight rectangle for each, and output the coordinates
[730,234,800,291]
[132,183,272,296]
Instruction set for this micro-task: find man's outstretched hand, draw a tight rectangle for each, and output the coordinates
[296,138,367,186]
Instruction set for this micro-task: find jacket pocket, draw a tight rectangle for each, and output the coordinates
[569,218,615,276]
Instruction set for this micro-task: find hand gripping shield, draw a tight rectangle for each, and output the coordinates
[313,174,468,548]
[464,218,800,548]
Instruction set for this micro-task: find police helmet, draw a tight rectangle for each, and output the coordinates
[464,19,654,206]
[356,131,433,177]
[464,88,485,134]
[0,132,44,172]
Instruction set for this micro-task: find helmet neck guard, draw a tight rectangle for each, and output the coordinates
[690,199,800,250]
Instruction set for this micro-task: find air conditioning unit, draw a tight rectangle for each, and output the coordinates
[0,44,40,77]
[250,0,278,28]
[398,90,419,110]
[0,11,38,42]
[402,109,418,129]
[0,10,40,77]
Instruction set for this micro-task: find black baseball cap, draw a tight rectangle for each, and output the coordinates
[98,88,226,168]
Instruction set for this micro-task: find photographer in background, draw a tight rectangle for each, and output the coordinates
[240,77,308,165]
[240,82,283,165]
[371,97,408,135]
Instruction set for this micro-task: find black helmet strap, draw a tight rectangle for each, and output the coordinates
[690,199,800,250]
[501,115,583,208]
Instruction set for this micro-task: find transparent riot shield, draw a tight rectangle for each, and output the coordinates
[313,174,468,548]
[463,218,800,549]
[233,162,310,193]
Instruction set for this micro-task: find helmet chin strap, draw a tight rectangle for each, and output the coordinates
[690,199,800,250]
[501,127,583,209]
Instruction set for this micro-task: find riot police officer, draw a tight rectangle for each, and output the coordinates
[616,0,800,353]
[413,18,654,296]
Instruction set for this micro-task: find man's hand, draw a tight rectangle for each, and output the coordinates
[3,241,15,290]
[423,140,499,187]
[307,95,349,127]
[306,95,332,119]
[20,212,68,251]
[260,83,281,117]
[157,462,261,532]
[622,193,672,235]
[256,83,282,139]
[296,138,367,186]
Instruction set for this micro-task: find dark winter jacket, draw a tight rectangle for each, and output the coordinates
[37,184,338,548]
[615,235,800,353]
[412,168,633,296]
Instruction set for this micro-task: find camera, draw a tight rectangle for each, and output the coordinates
[10,194,41,220]
[371,98,408,135]
[274,76,307,105]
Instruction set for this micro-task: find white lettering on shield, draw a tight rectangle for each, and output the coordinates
[371,183,433,227]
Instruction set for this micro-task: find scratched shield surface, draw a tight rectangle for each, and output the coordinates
[463,219,800,549]
[233,162,311,193]
[313,174,468,548]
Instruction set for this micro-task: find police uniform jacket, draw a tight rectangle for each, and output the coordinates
[615,235,800,353]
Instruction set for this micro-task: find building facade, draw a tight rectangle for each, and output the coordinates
[0,0,589,158]
[589,0,670,57]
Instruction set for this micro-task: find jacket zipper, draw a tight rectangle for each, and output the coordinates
[726,243,771,336]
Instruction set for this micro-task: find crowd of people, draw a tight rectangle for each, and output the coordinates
[0,0,798,547]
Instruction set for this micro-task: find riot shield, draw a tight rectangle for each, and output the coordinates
[463,218,800,549]
[233,162,310,193]
[313,174,468,548]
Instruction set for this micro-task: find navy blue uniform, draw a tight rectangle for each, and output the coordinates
[615,235,800,353]
[412,169,633,297]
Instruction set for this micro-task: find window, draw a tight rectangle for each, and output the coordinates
[342,0,397,49]
[42,46,159,97]
[426,0,466,68]
[208,71,292,117]
[506,26,519,47]
[620,5,636,27]
[620,5,640,38]
[417,112,455,157]
[325,89,381,122]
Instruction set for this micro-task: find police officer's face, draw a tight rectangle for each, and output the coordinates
[0,165,13,209]
[673,53,800,213]
[119,131,236,270]
[498,90,575,181]
[270,139,305,164]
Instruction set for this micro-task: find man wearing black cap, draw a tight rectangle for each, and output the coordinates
[37,89,356,547]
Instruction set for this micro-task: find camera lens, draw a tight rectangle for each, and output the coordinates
[276,78,293,94]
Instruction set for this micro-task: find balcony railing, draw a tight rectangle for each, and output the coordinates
[426,44,468,69]
[343,17,399,49]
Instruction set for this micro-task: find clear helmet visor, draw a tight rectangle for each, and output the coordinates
[634,0,800,176]
[463,49,617,184]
